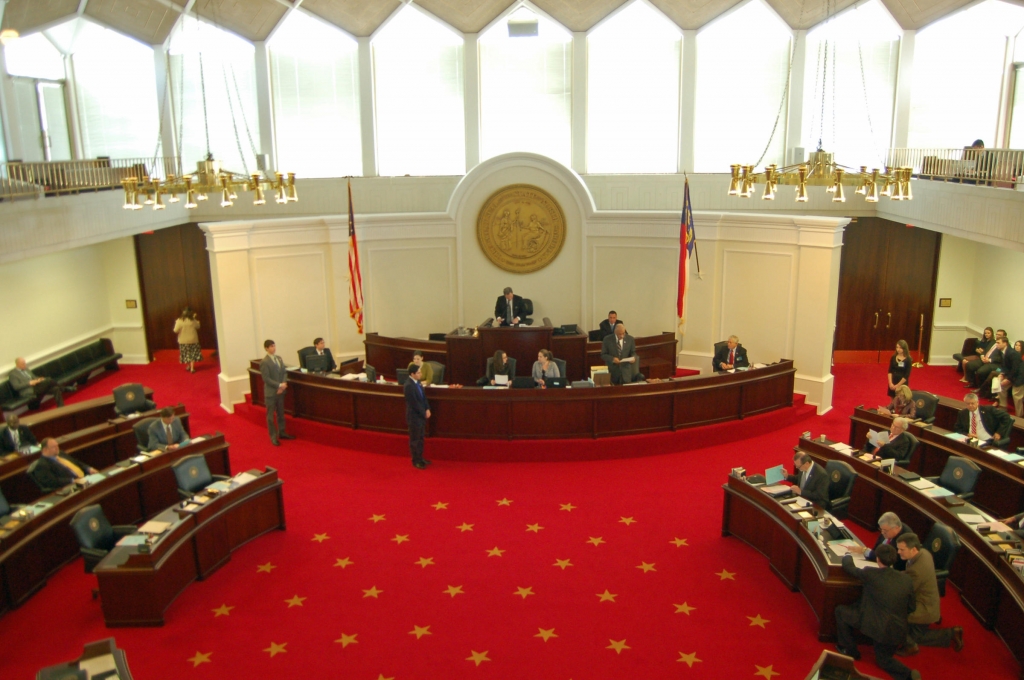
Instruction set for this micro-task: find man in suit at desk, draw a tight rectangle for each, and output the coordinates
[32,437,97,491]
[713,336,749,371]
[601,324,642,385]
[9,357,66,407]
[404,363,431,470]
[1,414,38,453]
[867,417,912,462]
[954,393,1013,448]
[147,408,191,452]
[783,451,830,506]
[260,340,294,447]
[598,311,622,340]
[848,512,913,571]
[312,337,337,372]
[495,287,527,326]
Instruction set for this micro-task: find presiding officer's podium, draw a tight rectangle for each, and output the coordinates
[446,326,587,384]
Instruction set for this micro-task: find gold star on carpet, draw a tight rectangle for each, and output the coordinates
[334,632,358,648]
[391,534,410,544]
[748,614,770,628]
[187,651,211,667]
[755,664,781,679]
[587,536,605,546]
[607,639,631,654]
[559,502,577,511]
[256,562,276,573]
[333,557,353,569]
[368,514,386,523]
[377,676,394,680]
[553,558,573,570]
[670,537,689,547]
[716,568,736,580]
[284,595,307,608]
[596,590,618,603]
[526,523,544,533]
[674,602,696,615]
[496,498,513,506]
[409,625,432,639]
[678,651,702,667]
[263,642,287,658]
[466,650,491,666]
[456,523,474,532]
[415,556,435,568]
[486,546,505,557]
[211,604,233,617]
[311,532,329,543]
[362,586,383,598]
[431,502,448,510]
[535,628,558,642]
[444,585,465,597]
[636,561,657,573]
[513,586,535,599]
[619,517,636,526]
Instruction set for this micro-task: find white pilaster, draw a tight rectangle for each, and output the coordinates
[994,37,1014,148]
[891,30,915,148]
[357,36,377,177]
[153,48,178,165]
[679,30,697,173]
[463,33,480,171]
[253,41,276,172]
[785,30,807,165]
[571,32,586,174]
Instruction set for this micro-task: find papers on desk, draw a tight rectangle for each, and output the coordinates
[340,372,363,381]
[760,484,791,497]
[944,432,969,442]
[908,479,936,490]
[106,466,126,476]
[208,481,232,492]
[797,511,814,520]
[130,454,150,463]
[925,487,955,498]
[978,521,1012,533]
[116,534,148,546]
[992,451,1024,462]
[866,429,889,448]
[428,384,449,388]
[958,514,987,525]
[828,539,860,557]
[191,436,206,444]
[139,521,172,534]
[191,495,211,505]
[858,453,876,462]
[181,503,201,512]
[852,557,878,569]
[233,472,258,486]
[125,412,141,419]
[83,473,105,485]
[752,363,767,369]
[830,442,856,455]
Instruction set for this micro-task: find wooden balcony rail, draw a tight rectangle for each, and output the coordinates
[0,157,182,201]
[887,147,1024,188]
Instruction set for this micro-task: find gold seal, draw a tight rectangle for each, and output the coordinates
[831,470,841,483]
[953,467,964,480]
[477,184,566,273]
[88,517,100,532]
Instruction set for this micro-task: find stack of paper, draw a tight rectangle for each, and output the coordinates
[830,442,856,455]
[909,479,936,490]
[139,521,172,534]
[116,534,147,546]
[233,472,258,485]
[925,487,954,498]
[992,451,1024,462]
[944,432,969,442]
[958,514,986,524]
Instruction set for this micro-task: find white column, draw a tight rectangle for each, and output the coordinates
[785,30,807,165]
[571,32,586,174]
[679,30,697,173]
[0,44,20,161]
[252,41,275,172]
[62,55,84,160]
[152,48,178,168]
[463,33,480,170]
[357,36,377,177]
[994,37,1014,147]
[891,30,915,148]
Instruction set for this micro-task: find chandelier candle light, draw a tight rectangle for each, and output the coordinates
[121,158,296,212]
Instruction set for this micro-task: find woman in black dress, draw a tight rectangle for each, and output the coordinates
[887,339,911,398]
[960,326,995,383]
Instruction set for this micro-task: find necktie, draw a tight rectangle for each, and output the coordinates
[11,429,19,448]
[970,412,977,436]
[729,348,735,365]
[166,424,173,443]
[618,339,623,353]
[801,469,807,488]
[507,301,513,325]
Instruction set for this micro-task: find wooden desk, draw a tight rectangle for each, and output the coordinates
[932,395,1024,451]
[95,467,285,627]
[19,388,155,441]
[721,474,862,641]
[797,436,1024,676]
[364,333,446,379]
[0,434,230,617]
[586,331,678,380]
[249,361,795,442]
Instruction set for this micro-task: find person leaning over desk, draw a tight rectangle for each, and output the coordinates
[478,350,513,386]
[782,451,829,506]
[532,349,560,388]
[896,533,964,657]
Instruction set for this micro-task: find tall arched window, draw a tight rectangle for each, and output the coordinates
[479,5,571,165]
[4,31,71,161]
[909,0,1024,148]
[694,0,791,172]
[373,6,465,176]
[268,10,361,178]
[802,1,900,169]
[587,1,681,174]
[3,32,65,79]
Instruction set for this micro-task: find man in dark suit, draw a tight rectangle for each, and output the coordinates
[954,393,1013,447]
[1,414,38,454]
[403,362,431,469]
[598,311,622,340]
[713,336,749,371]
[896,533,963,656]
[784,451,830,506]
[31,437,97,492]
[260,340,294,446]
[9,357,65,407]
[996,339,1023,415]
[869,417,912,462]
[835,544,920,680]
[848,511,914,571]
[312,337,337,372]
[974,336,1007,391]
[494,287,527,326]
[146,407,191,452]
[601,324,643,385]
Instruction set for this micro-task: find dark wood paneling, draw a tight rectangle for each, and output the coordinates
[882,223,941,357]
[835,219,890,353]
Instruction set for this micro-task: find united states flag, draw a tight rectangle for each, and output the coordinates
[347,181,364,334]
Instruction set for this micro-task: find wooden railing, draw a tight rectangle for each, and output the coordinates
[0,157,182,201]
[887,147,1024,188]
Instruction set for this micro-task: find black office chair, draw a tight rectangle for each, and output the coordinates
[824,460,857,519]
[485,356,517,381]
[897,432,919,468]
[542,317,553,327]
[427,361,446,384]
[911,391,938,424]
[133,417,159,452]
[113,383,154,416]
[296,346,316,369]
[0,489,21,521]
[69,505,135,573]
[27,458,61,493]
[926,456,981,500]
[171,454,228,500]
[552,358,567,380]
[520,299,534,325]
[924,522,960,596]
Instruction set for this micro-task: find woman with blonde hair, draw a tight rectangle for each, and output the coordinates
[174,307,202,373]
[879,384,916,418]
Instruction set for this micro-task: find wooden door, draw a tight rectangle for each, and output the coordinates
[834,219,890,361]
[880,224,941,359]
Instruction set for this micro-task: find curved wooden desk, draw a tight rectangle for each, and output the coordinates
[248,361,796,440]
[19,387,155,441]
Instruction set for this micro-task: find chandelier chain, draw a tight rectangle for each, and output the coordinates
[753,36,794,167]
[221,62,250,176]
[857,41,885,166]
[229,67,261,161]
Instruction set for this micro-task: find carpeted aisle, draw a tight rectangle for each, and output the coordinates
[0,359,1016,679]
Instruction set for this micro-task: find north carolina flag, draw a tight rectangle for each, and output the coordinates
[677,178,696,326]
[347,181,364,335]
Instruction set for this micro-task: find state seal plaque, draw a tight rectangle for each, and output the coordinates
[477,184,566,273]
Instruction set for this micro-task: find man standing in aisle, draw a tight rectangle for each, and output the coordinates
[404,362,431,469]
[260,340,294,446]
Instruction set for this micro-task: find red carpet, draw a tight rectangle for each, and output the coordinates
[0,359,1017,679]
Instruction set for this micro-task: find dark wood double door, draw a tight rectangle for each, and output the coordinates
[834,217,941,363]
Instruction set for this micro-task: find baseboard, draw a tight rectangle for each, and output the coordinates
[120,353,150,365]
[218,372,252,414]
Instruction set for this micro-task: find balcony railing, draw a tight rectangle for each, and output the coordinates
[886,147,1024,188]
[0,157,182,202]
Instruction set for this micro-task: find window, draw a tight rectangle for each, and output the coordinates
[4,32,71,161]
[587,1,681,174]
[268,10,362,178]
[694,0,791,172]
[4,32,65,80]
[479,6,571,165]
[373,6,465,176]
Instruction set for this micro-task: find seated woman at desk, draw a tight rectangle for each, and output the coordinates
[532,349,560,388]
[878,384,916,418]
[478,350,514,386]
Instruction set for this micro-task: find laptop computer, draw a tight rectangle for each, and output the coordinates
[511,377,535,389]
[546,377,567,388]
[588,330,603,342]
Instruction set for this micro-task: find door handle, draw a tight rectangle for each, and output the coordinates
[873,312,879,329]
[886,312,892,329]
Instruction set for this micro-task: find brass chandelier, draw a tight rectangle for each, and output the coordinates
[121,158,296,211]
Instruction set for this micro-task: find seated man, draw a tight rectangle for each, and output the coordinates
[598,311,623,340]
[1,414,38,454]
[494,287,527,327]
[896,533,963,657]
[147,407,192,452]
[601,324,643,385]
[847,512,913,571]
[997,339,1024,415]
[866,417,912,462]
[782,451,829,506]
[9,357,66,407]
[311,337,337,372]
[713,336,750,371]
[974,336,1008,393]
[964,331,1004,387]
[31,437,97,492]
[412,351,434,386]
[835,544,920,680]
[954,392,1013,448]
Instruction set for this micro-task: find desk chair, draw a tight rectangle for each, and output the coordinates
[485,356,517,381]
[897,432,920,468]
[0,489,21,521]
[113,383,154,416]
[427,361,446,384]
[911,391,938,424]
[69,505,135,573]
[296,346,316,369]
[397,369,410,386]
[172,454,228,500]
[924,522,960,596]
[824,460,856,519]
[553,358,567,380]
[133,417,159,452]
[520,299,534,325]
[27,458,59,493]
[926,456,981,500]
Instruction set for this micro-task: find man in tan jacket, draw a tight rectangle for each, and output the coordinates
[895,534,964,656]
